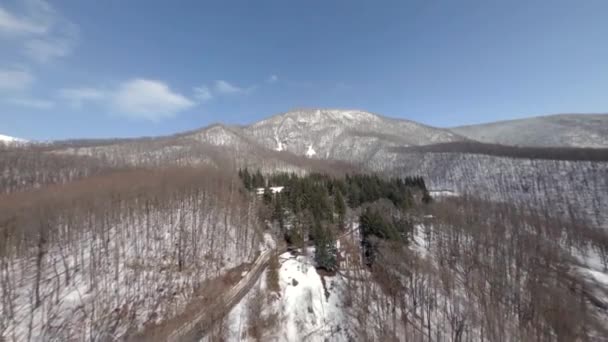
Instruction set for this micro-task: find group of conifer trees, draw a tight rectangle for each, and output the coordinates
[238,169,430,270]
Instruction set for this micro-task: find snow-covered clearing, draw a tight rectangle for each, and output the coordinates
[204,247,350,341]
[279,248,347,341]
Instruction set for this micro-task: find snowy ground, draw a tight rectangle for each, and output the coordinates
[1,195,260,341]
[204,247,350,341]
[204,219,608,341]
[278,248,348,341]
[429,189,459,198]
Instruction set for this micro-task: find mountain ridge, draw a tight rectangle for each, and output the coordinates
[450,113,608,148]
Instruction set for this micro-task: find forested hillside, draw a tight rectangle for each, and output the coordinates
[368,148,608,229]
[205,171,608,341]
[2,109,607,341]
[0,167,262,340]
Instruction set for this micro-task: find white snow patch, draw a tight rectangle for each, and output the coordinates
[586,269,608,286]
[255,186,284,195]
[213,248,349,341]
[305,144,316,158]
[0,134,27,144]
[260,233,277,252]
[279,249,347,341]
[274,131,284,151]
[429,189,459,198]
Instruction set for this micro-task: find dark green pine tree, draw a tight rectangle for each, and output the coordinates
[314,223,338,271]
[253,170,265,189]
[422,189,433,204]
[359,208,399,265]
[263,185,273,204]
[241,168,252,190]
[272,193,285,231]
[334,190,346,230]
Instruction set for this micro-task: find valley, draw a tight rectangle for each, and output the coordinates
[1,109,607,341]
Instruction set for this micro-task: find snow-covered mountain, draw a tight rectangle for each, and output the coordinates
[45,109,465,172]
[243,108,465,161]
[450,113,608,148]
[13,109,607,230]
[0,133,26,145]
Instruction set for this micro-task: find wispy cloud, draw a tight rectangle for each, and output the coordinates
[193,79,256,103]
[112,79,195,121]
[0,6,47,35]
[5,97,54,109]
[0,68,34,91]
[59,79,195,121]
[58,87,105,108]
[24,33,75,63]
[214,80,253,94]
[193,85,213,102]
[0,0,78,63]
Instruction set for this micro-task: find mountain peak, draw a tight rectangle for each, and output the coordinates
[244,108,463,160]
[252,108,382,128]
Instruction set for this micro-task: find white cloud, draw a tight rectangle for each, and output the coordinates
[214,80,246,94]
[57,79,195,121]
[192,77,269,101]
[0,0,78,63]
[5,97,53,109]
[194,85,213,102]
[0,68,34,91]
[267,74,278,83]
[0,6,48,35]
[111,79,195,121]
[58,87,106,108]
[24,35,74,63]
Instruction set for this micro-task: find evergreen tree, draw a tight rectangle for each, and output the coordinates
[422,189,433,204]
[272,193,285,231]
[334,190,346,230]
[314,225,338,271]
[241,168,252,190]
[359,208,399,265]
[262,185,272,204]
[253,170,265,189]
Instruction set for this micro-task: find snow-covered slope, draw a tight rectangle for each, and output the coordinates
[368,149,608,228]
[0,133,26,145]
[450,113,608,148]
[244,109,465,162]
[207,248,350,342]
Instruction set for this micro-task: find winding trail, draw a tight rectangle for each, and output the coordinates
[159,227,358,342]
[165,249,274,342]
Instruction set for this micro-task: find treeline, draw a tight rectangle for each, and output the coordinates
[239,169,430,270]
[393,141,608,161]
[1,133,358,194]
[0,146,122,194]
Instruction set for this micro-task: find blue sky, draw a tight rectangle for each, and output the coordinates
[1,0,607,140]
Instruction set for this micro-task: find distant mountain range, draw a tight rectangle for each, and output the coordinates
[5,110,608,151]
[171,110,608,165]
[4,109,608,228]
[450,113,608,148]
